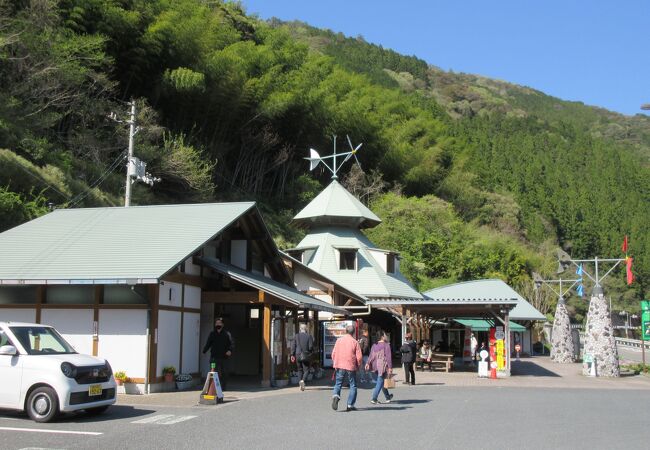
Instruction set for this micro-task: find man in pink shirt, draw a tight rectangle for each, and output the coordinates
[330,323,362,411]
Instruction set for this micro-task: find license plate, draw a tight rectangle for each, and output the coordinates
[88,384,102,396]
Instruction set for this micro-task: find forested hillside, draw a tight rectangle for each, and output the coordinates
[1,1,648,321]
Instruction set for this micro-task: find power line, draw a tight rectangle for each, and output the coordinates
[65,151,127,208]
[8,159,71,200]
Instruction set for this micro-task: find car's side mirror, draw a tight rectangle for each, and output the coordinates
[0,345,17,356]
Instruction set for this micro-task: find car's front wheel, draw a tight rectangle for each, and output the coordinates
[84,405,110,416]
[26,386,59,423]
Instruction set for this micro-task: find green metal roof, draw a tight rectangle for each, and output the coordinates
[200,257,349,315]
[423,279,546,320]
[0,203,256,284]
[292,180,381,229]
[454,319,527,332]
[296,227,422,301]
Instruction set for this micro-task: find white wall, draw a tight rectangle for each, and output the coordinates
[157,310,181,376]
[368,250,387,272]
[98,310,148,379]
[159,282,182,307]
[182,312,200,374]
[293,271,331,295]
[231,240,247,269]
[184,285,201,310]
[41,309,93,356]
[0,309,35,323]
[184,257,201,276]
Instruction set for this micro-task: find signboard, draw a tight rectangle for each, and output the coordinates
[583,353,593,363]
[495,326,505,340]
[643,320,650,341]
[515,344,521,353]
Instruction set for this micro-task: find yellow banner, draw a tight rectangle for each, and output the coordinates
[496,340,505,370]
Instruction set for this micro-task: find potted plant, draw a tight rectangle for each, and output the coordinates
[114,371,127,386]
[275,371,289,387]
[162,366,176,383]
[175,373,193,390]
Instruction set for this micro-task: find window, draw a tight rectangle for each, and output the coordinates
[387,254,396,274]
[287,250,303,261]
[339,250,357,271]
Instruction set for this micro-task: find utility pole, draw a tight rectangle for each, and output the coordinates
[124,100,137,207]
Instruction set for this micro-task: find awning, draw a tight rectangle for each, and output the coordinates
[454,319,526,332]
[199,257,349,316]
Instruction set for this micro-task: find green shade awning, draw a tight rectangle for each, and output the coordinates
[454,319,526,332]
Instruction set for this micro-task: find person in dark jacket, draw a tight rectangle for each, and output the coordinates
[400,332,417,385]
[290,323,314,391]
[202,318,234,390]
[357,328,371,383]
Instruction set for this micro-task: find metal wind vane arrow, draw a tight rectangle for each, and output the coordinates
[305,135,363,179]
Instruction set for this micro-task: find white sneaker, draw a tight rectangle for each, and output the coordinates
[299,380,305,391]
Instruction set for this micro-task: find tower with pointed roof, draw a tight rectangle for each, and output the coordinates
[289,140,422,305]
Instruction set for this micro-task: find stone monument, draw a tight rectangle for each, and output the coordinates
[550,298,575,363]
[582,288,619,377]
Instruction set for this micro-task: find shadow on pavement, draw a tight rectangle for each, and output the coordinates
[390,399,431,405]
[350,406,412,411]
[511,361,560,377]
[58,405,155,423]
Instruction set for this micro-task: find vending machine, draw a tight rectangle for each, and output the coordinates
[322,320,362,367]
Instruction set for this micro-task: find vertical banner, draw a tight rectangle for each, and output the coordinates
[462,327,472,363]
[489,327,497,379]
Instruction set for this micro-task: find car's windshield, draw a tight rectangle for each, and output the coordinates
[9,326,76,355]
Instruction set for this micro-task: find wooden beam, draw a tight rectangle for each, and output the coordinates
[261,291,271,387]
[202,291,257,304]
[162,272,207,288]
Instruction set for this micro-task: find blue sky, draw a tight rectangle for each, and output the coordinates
[242,1,650,116]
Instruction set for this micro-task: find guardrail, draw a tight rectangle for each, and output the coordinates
[615,337,650,350]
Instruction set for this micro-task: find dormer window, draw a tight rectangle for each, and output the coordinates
[339,249,357,271]
[387,254,396,274]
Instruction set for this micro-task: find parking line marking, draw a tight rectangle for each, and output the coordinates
[130,414,175,424]
[0,426,102,436]
[156,415,197,425]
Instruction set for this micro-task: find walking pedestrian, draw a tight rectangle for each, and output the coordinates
[291,323,314,391]
[201,318,234,391]
[331,323,362,412]
[366,331,394,405]
[357,328,371,383]
[400,332,416,385]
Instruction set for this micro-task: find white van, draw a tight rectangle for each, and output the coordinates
[0,322,116,422]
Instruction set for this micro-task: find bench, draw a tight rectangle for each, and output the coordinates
[424,353,454,373]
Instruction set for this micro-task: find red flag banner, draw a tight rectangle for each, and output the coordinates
[622,235,628,254]
[626,256,634,285]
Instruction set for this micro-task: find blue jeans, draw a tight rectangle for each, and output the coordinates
[332,369,357,407]
[371,373,391,402]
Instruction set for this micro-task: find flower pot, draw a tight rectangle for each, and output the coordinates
[306,373,313,381]
[176,380,194,390]
[115,378,124,386]
[275,379,289,387]
[289,376,299,385]
[164,373,175,383]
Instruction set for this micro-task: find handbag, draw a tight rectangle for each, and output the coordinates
[383,375,395,389]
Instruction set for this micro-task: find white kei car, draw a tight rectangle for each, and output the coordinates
[0,322,116,422]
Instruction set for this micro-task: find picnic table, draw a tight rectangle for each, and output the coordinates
[416,352,454,373]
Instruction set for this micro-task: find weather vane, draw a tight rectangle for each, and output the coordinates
[305,135,363,179]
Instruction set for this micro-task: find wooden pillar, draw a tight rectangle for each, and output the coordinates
[261,291,271,387]
[92,285,102,356]
[35,286,44,324]
[293,308,299,334]
[313,310,320,362]
[148,284,160,383]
